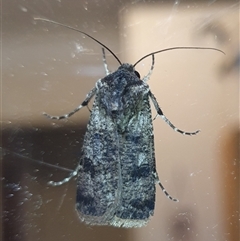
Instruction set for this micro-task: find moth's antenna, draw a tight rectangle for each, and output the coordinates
[133,47,225,67]
[34,18,122,66]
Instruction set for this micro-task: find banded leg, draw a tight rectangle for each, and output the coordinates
[102,48,110,75]
[43,87,97,120]
[48,165,82,186]
[153,172,179,202]
[142,54,155,82]
[149,91,200,135]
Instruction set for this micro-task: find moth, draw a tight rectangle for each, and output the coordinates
[35,18,224,228]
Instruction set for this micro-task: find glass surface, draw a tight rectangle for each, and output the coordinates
[2,0,239,241]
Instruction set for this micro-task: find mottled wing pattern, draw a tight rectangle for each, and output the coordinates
[76,102,120,225]
[112,93,156,227]
[76,65,156,227]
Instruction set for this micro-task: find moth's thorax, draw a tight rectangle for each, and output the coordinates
[96,64,149,127]
[93,64,149,131]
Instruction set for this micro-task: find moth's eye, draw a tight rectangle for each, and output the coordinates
[134,71,140,79]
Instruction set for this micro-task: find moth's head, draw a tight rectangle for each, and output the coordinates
[118,63,141,79]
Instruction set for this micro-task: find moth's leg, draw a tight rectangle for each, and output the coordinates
[153,172,179,202]
[102,48,110,75]
[48,165,82,186]
[43,87,97,120]
[142,54,155,82]
[149,91,200,135]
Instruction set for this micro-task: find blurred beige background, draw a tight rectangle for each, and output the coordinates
[2,1,239,241]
